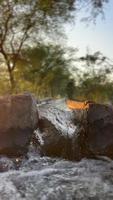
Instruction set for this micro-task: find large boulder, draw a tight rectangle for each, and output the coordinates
[36,100,85,160]
[0,94,38,156]
[86,103,113,158]
[36,99,113,160]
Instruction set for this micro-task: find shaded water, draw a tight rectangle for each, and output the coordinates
[0,147,113,200]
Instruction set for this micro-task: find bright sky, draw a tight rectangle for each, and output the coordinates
[66,0,113,60]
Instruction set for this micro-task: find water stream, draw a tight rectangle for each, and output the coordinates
[0,147,113,200]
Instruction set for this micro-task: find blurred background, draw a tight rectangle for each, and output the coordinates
[0,0,113,103]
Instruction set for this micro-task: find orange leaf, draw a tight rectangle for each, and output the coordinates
[66,100,89,110]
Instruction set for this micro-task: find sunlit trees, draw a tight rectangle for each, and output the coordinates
[0,0,75,90]
[74,52,113,102]
[0,0,109,91]
[15,44,76,98]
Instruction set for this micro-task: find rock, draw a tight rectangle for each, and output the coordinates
[37,100,113,160]
[0,156,15,172]
[0,94,38,157]
[85,103,113,158]
[39,98,53,104]
[36,101,85,160]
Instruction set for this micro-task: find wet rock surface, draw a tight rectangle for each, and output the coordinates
[0,94,38,156]
[37,100,85,160]
[37,100,113,160]
[86,103,113,158]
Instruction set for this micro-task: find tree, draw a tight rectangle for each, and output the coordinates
[0,0,109,91]
[66,79,76,99]
[0,0,75,91]
[75,52,113,102]
[15,44,76,98]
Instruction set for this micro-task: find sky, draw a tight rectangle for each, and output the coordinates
[66,0,113,60]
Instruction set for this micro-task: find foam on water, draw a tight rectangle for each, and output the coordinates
[0,152,113,200]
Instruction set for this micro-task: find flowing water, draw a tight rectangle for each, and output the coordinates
[0,146,113,200]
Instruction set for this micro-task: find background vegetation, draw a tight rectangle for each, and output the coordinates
[0,0,113,103]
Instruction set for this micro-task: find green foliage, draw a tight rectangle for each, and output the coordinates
[0,0,110,96]
[14,44,76,98]
[2,0,98,92]
[74,52,113,103]
[0,0,76,90]
[66,79,76,99]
